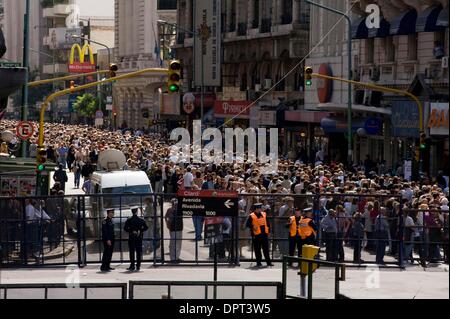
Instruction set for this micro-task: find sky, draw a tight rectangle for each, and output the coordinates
[76,0,114,17]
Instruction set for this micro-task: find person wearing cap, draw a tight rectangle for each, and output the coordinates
[124,207,149,271]
[246,203,273,267]
[101,209,115,272]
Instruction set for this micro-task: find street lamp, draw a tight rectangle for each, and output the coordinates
[157,19,205,127]
[71,35,112,125]
[305,0,353,166]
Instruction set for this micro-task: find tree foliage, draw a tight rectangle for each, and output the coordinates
[73,93,98,118]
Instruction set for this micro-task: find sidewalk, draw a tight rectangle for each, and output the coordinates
[1,262,448,299]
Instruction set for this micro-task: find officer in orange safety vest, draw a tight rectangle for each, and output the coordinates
[286,207,317,265]
[246,203,273,267]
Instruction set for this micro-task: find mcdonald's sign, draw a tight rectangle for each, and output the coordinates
[68,43,97,73]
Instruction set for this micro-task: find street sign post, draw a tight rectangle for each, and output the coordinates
[177,190,238,217]
[16,121,34,141]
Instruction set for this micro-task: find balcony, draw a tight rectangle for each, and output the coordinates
[42,2,70,18]
[42,63,68,74]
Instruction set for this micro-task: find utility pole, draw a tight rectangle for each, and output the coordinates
[306,0,353,165]
[20,0,30,158]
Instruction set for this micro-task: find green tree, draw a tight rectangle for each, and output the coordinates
[73,93,98,124]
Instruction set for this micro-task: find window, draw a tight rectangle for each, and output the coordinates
[384,36,395,62]
[366,38,374,64]
[157,0,177,10]
[407,34,418,60]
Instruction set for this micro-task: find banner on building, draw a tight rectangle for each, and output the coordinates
[391,101,420,138]
[160,93,181,115]
[194,0,222,87]
[428,103,449,136]
[214,101,250,119]
[46,27,81,50]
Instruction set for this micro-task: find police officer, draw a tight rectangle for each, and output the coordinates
[124,207,148,271]
[286,208,317,264]
[246,203,273,267]
[298,208,317,248]
[101,209,115,272]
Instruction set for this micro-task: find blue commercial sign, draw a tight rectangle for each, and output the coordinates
[364,117,383,135]
[391,101,420,138]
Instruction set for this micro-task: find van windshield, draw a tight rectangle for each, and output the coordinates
[102,185,151,208]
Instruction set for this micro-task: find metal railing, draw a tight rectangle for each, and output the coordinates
[281,256,347,299]
[1,193,448,268]
[129,280,283,299]
[0,283,127,299]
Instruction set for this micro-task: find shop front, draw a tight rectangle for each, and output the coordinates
[427,102,449,177]
[282,111,329,162]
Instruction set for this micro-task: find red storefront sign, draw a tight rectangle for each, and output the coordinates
[214,101,251,119]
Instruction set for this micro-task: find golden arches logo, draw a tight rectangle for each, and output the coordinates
[68,43,96,73]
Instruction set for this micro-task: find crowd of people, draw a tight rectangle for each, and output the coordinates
[0,120,448,266]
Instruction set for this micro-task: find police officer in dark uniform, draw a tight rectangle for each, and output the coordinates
[246,203,273,267]
[124,207,148,271]
[101,209,115,272]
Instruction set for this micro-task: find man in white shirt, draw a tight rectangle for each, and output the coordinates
[183,167,194,189]
[25,200,51,259]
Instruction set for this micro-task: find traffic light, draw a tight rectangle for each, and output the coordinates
[305,66,313,86]
[167,60,181,93]
[109,63,118,78]
[36,147,47,172]
[419,131,427,150]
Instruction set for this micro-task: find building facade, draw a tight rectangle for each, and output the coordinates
[174,0,317,156]
[113,0,177,130]
[3,0,44,72]
[305,0,449,176]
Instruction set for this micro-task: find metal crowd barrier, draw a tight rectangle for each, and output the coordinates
[0,283,128,299]
[128,280,283,299]
[1,193,448,268]
[281,256,347,299]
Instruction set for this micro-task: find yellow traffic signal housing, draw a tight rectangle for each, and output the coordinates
[300,245,320,275]
[109,63,118,78]
[36,147,47,172]
[304,66,313,86]
[168,60,181,93]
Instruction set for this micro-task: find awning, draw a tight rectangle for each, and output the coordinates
[390,9,418,35]
[437,7,449,27]
[352,17,369,39]
[416,5,445,32]
[368,18,390,38]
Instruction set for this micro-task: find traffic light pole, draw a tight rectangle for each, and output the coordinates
[310,73,424,131]
[36,68,168,148]
[20,0,30,158]
[310,72,425,175]
[28,70,111,88]
[306,0,353,165]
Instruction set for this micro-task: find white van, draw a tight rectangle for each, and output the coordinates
[68,150,154,238]
[88,170,153,238]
